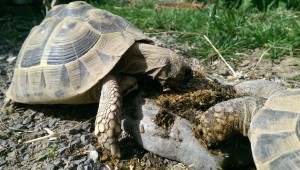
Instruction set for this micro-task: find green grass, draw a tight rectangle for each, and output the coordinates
[92,1,300,59]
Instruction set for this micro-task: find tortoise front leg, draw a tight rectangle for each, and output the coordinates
[95,74,122,157]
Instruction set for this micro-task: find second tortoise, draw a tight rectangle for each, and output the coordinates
[196,79,300,170]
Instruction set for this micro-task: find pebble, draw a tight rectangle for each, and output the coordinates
[87,150,99,163]
[48,119,57,127]
[80,134,87,144]
[45,163,57,170]
[0,132,8,140]
[53,159,64,167]
[72,157,87,165]
[65,163,76,170]
[81,123,92,132]
[6,56,16,64]
[77,164,84,170]
[58,146,70,156]
[0,159,6,166]
[13,123,28,130]
[0,54,7,61]
[218,69,229,76]
[23,117,32,124]
[34,113,44,120]
[87,144,95,150]
[7,140,17,148]
[0,111,9,120]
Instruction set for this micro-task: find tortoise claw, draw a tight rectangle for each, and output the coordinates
[110,143,121,158]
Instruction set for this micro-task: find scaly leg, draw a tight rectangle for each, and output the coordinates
[94,75,122,157]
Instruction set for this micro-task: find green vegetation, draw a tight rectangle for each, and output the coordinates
[91,0,300,59]
[35,144,59,161]
[1,0,299,59]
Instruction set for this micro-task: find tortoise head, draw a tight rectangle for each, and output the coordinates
[163,56,193,89]
[121,43,193,89]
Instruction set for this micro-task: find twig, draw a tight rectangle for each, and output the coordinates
[203,35,240,78]
[246,48,270,76]
[24,117,94,144]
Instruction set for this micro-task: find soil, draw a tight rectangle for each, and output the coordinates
[0,7,299,170]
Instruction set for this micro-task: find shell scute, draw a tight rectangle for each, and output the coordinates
[46,1,92,20]
[18,17,62,68]
[250,89,300,170]
[87,9,125,34]
[44,18,101,65]
[269,149,300,170]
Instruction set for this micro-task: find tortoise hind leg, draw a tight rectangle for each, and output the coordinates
[94,74,122,157]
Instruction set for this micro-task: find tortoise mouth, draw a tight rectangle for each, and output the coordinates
[166,62,193,89]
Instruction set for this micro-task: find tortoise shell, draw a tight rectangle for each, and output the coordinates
[6,1,151,104]
[249,89,300,170]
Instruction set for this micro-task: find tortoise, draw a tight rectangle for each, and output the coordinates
[5,1,192,157]
[195,79,300,170]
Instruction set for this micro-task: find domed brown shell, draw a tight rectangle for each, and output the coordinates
[6,1,151,104]
[249,89,300,170]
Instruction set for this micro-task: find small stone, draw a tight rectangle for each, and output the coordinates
[19,145,27,154]
[34,113,44,120]
[27,122,35,128]
[7,140,17,148]
[0,132,8,140]
[83,159,91,165]
[87,150,98,163]
[72,157,87,165]
[88,144,96,151]
[84,165,93,170]
[48,119,57,127]
[16,117,24,124]
[218,69,229,76]
[13,123,28,130]
[149,157,157,165]
[65,163,76,170]
[6,56,16,64]
[23,117,32,124]
[58,146,69,156]
[53,159,64,167]
[23,154,30,161]
[59,141,68,148]
[0,159,6,166]
[77,164,84,170]
[146,159,151,167]
[46,163,57,170]
[1,111,9,120]
[80,135,88,145]
[0,54,7,61]
[69,128,80,134]
[81,123,91,132]
[34,125,43,132]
